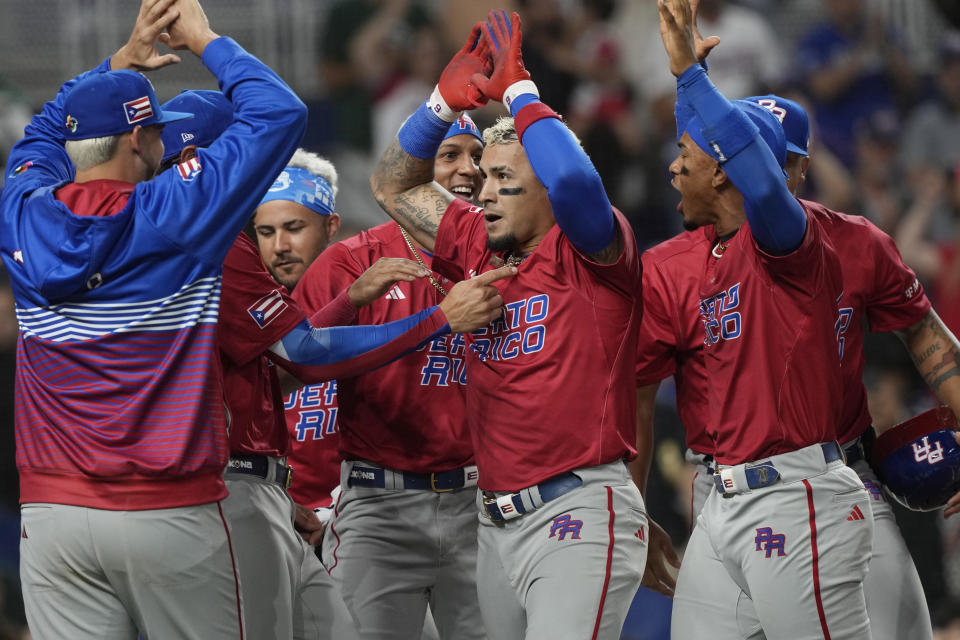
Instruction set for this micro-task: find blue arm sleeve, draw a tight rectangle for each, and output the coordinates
[678,65,806,254]
[267,307,449,382]
[140,37,308,266]
[509,94,614,255]
[3,57,113,197]
[675,84,694,142]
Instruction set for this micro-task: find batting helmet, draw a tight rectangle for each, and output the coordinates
[871,406,960,511]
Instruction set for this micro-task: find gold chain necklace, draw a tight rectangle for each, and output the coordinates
[399,226,449,297]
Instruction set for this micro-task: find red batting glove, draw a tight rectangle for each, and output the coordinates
[436,22,490,113]
[472,10,531,105]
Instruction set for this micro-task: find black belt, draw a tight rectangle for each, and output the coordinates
[843,440,865,466]
[227,454,293,489]
[347,464,479,493]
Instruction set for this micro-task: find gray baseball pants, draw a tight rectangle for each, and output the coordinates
[20,501,244,639]
[476,460,647,640]
[223,471,358,640]
[322,461,485,640]
[687,447,933,640]
[674,443,874,639]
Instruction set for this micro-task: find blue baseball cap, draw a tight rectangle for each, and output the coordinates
[443,113,483,144]
[745,94,810,157]
[684,99,787,169]
[63,70,192,141]
[160,90,233,162]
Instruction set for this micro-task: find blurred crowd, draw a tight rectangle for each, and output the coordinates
[2,0,960,637]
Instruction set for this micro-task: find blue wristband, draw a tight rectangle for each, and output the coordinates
[397,103,452,160]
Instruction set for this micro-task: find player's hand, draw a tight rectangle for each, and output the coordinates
[439,265,517,333]
[112,0,182,71]
[347,258,431,308]
[472,11,530,104]
[641,518,681,597]
[161,0,219,58]
[690,0,720,64]
[437,22,491,111]
[946,432,960,519]
[657,0,700,78]
[294,502,326,546]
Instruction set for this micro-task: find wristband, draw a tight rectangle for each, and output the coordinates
[397,102,452,160]
[503,80,539,112]
[514,102,561,142]
[427,85,461,123]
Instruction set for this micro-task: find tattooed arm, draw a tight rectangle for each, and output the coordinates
[898,309,960,519]
[894,309,960,425]
[370,137,455,252]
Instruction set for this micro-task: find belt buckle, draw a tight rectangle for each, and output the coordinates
[284,465,294,490]
[481,495,500,519]
[430,471,455,493]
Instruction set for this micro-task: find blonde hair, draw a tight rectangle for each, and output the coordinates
[287,148,339,197]
[481,114,581,147]
[482,117,519,147]
[65,134,122,171]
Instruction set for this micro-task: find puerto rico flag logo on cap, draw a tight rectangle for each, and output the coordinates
[176,157,202,182]
[248,289,288,329]
[123,96,154,124]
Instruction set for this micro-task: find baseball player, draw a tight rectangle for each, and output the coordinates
[158,91,514,640]
[653,0,874,637]
[637,9,954,637]
[0,1,306,636]
[289,115,486,640]
[370,11,647,639]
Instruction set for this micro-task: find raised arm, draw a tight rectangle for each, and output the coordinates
[143,0,307,264]
[474,11,620,262]
[2,0,182,199]
[659,0,805,255]
[270,264,515,384]
[370,23,490,251]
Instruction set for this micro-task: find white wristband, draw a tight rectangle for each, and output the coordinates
[427,85,462,123]
[503,80,540,111]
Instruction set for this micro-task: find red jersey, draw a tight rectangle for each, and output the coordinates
[696,203,845,464]
[636,202,930,456]
[293,221,472,474]
[219,234,305,457]
[284,380,340,509]
[805,202,930,443]
[635,228,714,454]
[431,200,642,491]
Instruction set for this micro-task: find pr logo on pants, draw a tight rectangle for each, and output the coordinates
[549,514,583,541]
[754,527,786,557]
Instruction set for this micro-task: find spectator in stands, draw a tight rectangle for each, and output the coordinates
[794,0,918,166]
[901,31,960,219]
[318,0,433,154]
[896,164,960,337]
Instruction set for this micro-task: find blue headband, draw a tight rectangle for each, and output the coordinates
[260,167,335,216]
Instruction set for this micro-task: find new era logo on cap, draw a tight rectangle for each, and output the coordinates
[248,290,288,328]
[124,96,154,125]
[181,132,195,143]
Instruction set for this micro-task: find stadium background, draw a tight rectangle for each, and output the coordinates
[0,0,959,637]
